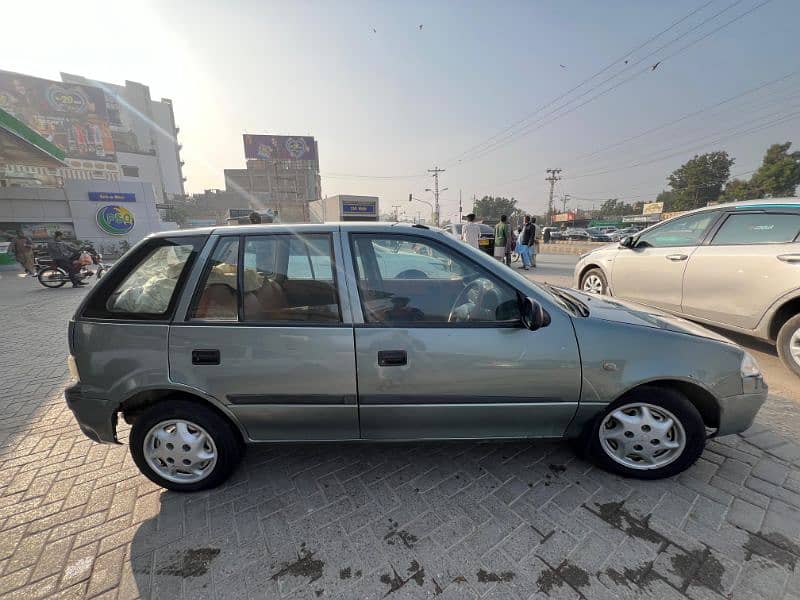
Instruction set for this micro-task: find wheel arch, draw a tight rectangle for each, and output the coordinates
[577,263,609,291]
[119,388,248,442]
[767,295,800,341]
[620,379,720,430]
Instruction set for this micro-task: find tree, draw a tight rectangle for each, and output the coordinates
[666,151,734,211]
[599,199,625,216]
[719,178,758,203]
[473,196,517,221]
[749,142,800,198]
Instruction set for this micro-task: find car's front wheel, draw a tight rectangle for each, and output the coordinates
[587,387,706,479]
[130,400,243,491]
[777,314,800,378]
[580,268,608,295]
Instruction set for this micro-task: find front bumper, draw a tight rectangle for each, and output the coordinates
[714,378,768,437]
[65,383,119,444]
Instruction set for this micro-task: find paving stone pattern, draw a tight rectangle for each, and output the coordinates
[0,277,799,599]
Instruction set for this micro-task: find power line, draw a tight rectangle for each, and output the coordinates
[447,0,755,167]
[320,172,426,180]
[440,0,719,168]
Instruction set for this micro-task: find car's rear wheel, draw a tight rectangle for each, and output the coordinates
[586,387,705,479]
[777,313,800,378]
[580,268,607,295]
[130,400,243,491]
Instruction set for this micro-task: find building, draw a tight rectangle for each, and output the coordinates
[60,73,186,201]
[0,108,174,263]
[222,134,321,223]
[309,195,379,222]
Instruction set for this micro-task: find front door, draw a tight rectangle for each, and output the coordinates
[682,210,800,329]
[611,210,721,312]
[169,232,359,441]
[347,232,582,440]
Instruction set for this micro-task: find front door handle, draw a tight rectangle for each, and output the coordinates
[192,349,220,365]
[778,254,800,263]
[666,254,688,261]
[378,350,407,367]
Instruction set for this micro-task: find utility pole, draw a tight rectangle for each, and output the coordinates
[428,166,445,227]
[545,168,562,225]
[458,189,462,225]
[391,205,401,222]
[561,194,570,213]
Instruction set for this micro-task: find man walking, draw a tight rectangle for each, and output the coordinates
[494,215,511,265]
[518,215,536,270]
[12,230,35,277]
[47,231,83,287]
[462,213,481,249]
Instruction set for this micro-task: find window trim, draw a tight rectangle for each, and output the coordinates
[348,232,524,329]
[184,232,345,326]
[707,210,800,247]
[80,236,206,322]
[633,209,723,249]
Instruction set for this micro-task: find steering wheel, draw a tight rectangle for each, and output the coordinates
[448,279,488,322]
[395,269,429,279]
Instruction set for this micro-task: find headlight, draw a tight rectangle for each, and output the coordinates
[740,352,761,378]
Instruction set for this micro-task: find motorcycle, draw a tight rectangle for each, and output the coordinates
[36,246,107,288]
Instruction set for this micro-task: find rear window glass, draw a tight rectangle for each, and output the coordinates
[711,213,800,245]
[107,243,197,314]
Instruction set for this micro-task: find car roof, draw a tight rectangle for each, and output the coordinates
[686,197,800,213]
[152,221,445,238]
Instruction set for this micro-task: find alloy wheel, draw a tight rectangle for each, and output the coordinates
[790,329,800,368]
[598,402,686,470]
[583,274,604,294]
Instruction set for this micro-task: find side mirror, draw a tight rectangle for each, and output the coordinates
[521,297,550,331]
[620,236,635,248]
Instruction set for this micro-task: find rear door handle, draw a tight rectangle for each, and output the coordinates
[666,254,688,261]
[192,349,220,365]
[778,254,800,263]
[378,350,407,367]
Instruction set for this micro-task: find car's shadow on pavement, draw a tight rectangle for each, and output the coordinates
[125,433,800,600]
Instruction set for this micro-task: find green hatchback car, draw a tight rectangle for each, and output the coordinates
[66,223,767,491]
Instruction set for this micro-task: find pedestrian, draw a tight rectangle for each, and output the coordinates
[462,213,481,249]
[248,211,262,224]
[530,217,539,267]
[543,227,551,244]
[494,215,511,265]
[11,230,35,277]
[518,215,536,270]
[47,231,83,287]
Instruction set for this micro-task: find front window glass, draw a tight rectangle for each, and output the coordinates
[351,234,520,324]
[636,211,718,248]
[711,213,800,245]
[106,242,196,315]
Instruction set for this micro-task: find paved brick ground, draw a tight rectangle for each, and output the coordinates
[1,275,799,599]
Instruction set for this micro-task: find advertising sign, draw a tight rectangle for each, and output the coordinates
[642,202,664,215]
[0,70,116,162]
[96,205,135,235]
[342,200,377,216]
[88,192,136,203]
[661,210,689,221]
[552,212,576,223]
[243,134,317,161]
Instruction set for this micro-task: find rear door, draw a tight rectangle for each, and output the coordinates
[169,230,359,441]
[682,209,800,329]
[611,210,721,312]
[345,231,581,440]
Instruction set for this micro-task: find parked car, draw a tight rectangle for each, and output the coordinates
[586,227,617,242]
[575,198,800,376]
[564,228,589,241]
[66,222,766,491]
[608,227,640,242]
[444,222,495,255]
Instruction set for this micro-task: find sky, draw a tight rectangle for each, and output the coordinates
[2,0,799,222]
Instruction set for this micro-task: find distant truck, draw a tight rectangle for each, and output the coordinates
[309,195,379,223]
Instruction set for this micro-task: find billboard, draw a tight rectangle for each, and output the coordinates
[642,201,664,215]
[552,212,576,222]
[341,199,377,216]
[96,205,135,235]
[0,70,115,162]
[88,192,136,203]
[243,134,317,161]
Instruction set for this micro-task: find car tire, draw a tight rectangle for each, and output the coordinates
[777,313,800,378]
[580,268,608,295]
[585,386,706,480]
[130,400,244,492]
